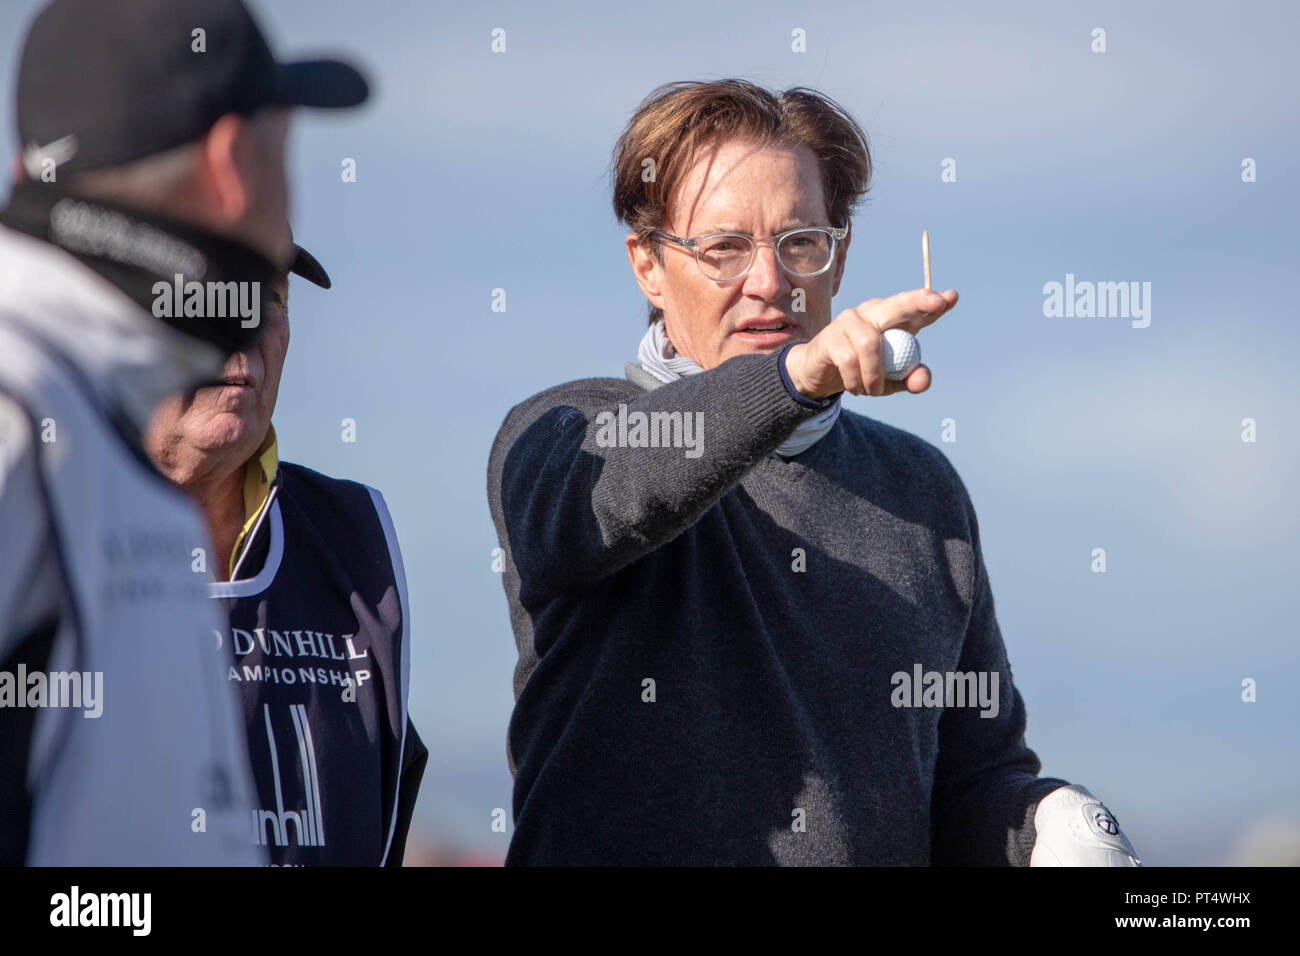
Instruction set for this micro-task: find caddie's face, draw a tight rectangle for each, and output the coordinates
[627,137,848,370]
[144,272,290,478]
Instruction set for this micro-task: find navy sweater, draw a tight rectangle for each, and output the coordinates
[487,348,1067,865]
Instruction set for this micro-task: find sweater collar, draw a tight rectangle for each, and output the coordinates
[631,318,841,458]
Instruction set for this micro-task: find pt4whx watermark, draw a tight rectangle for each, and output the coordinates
[152,274,261,328]
[50,886,150,936]
[1042,273,1151,328]
[0,665,103,718]
[891,664,999,718]
[593,403,704,459]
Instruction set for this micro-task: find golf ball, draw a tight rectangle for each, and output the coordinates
[882,328,921,381]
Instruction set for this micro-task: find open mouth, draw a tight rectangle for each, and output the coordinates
[735,322,795,337]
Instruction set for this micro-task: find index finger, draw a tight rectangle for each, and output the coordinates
[864,288,959,335]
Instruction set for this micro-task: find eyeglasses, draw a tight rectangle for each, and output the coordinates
[650,225,847,282]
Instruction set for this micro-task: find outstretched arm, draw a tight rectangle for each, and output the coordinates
[488,349,828,599]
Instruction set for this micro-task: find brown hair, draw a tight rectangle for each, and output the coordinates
[611,79,872,324]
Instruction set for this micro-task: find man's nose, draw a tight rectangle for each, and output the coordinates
[743,242,792,299]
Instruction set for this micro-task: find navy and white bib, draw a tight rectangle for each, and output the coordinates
[210,462,424,866]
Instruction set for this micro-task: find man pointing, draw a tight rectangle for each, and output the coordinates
[488,79,1140,866]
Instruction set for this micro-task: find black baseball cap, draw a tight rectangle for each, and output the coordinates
[16,0,369,176]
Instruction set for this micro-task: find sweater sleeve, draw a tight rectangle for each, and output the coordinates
[488,350,825,598]
[928,470,1070,866]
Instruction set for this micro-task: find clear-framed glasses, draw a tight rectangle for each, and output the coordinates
[649,225,848,282]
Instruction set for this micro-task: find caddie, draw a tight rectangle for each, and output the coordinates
[0,0,368,864]
[144,247,428,866]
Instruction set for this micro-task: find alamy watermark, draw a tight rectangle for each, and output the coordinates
[152,275,260,328]
[593,403,704,459]
[0,665,103,718]
[1042,273,1151,328]
[50,886,150,936]
[891,664,999,718]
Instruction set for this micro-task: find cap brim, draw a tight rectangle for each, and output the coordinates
[290,244,331,289]
[274,59,369,109]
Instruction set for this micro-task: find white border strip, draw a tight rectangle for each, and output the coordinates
[209,500,284,599]
[368,486,410,867]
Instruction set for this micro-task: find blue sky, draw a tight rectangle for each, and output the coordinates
[3,0,1297,865]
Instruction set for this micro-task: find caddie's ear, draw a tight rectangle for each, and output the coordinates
[195,113,257,224]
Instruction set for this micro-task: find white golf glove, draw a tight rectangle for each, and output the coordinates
[1029,784,1141,867]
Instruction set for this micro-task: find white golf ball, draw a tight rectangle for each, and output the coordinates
[882,328,921,381]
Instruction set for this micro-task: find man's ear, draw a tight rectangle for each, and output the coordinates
[193,113,250,223]
[626,232,666,316]
[10,150,26,183]
[830,226,850,297]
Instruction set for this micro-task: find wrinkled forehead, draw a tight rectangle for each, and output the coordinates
[668,137,829,235]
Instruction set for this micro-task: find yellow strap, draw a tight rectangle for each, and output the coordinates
[227,424,280,578]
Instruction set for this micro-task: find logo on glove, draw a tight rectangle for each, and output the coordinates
[1094,809,1120,836]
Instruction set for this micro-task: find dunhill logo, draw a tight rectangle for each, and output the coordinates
[252,704,325,849]
[216,628,369,662]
